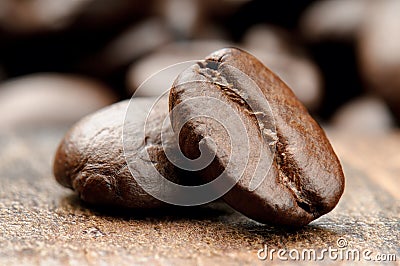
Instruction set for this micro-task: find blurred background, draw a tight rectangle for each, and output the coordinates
[0,0,399,133]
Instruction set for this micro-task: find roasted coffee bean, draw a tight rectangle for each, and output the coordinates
[53,97,182,208]
[169,48,345,227]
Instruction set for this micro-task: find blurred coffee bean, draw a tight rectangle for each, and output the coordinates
[0,0,94,33]
[156,0,202,38]
[80,19,172,76]
[0,73,117,130]
[358,0,400,123]
[0,0,151,34]
[242,25,292,54]
[300,0,370,41]
[69,1,152,31]
[0,2,153,89]
[154,0,245,39]
[300,1,367,119]
[243,25,322,110]
[332,96,395,134]
[126,40,231,96]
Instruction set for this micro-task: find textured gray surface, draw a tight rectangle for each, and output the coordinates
[0,128,399,265]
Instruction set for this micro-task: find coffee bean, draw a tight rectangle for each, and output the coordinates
[0,73,117,130]
[81,18,172,76]
[242,25,292,55]
[358,0,400,123]
[169,48,345,227]
[0,0,90,33]
[53,97,182,208]
[300,0,371,42]
[0,0,152,34]
[154,0,240,39]
[332,95,395,135]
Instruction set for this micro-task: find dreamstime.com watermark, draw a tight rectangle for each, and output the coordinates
[257,238,397,262]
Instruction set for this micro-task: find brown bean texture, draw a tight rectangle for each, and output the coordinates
[169,48,345,227]
[54,97,181,208]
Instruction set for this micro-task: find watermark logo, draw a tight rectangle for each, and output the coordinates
[336,237,348,248]
[122,61,276,206]
[257,237,397,262]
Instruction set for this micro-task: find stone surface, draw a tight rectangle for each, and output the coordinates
[0,127,399,265]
